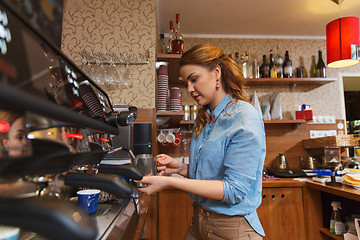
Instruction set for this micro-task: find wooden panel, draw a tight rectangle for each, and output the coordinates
[264,120,344,170]
[158,189,193,240]
[258,187,306,240]
[143,193,158,240]
[303,187,323,240]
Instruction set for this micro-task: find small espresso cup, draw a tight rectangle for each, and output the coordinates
[77,189,101,214]
[172,132,182,147]
[157,130,166,143]
[165,130,175,143]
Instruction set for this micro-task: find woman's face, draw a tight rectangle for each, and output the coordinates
[2,118,30,157]
[180,64,221,108]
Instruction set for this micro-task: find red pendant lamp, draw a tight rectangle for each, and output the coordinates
[326,1,360,68]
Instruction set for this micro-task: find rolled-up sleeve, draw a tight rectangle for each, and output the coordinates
[222,117,265,205]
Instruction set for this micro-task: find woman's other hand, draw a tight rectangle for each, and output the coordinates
[156,154,188,177]
[135,176,169,195]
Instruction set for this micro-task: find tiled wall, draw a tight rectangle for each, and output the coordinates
[61,0,157,108]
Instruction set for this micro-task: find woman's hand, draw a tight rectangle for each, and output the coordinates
[136,176,169,195]
[156,154,188,177]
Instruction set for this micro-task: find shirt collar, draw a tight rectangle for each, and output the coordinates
[206,94,232,121]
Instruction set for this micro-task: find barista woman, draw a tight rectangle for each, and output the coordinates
[137,44,266,239]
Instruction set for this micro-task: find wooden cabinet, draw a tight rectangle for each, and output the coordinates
[158,189,193,240]
[257,187,306,240]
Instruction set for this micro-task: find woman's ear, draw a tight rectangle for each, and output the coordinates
[213,65,222,80]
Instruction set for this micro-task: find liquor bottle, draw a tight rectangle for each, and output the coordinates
[159,33,166,54]
[275,45,283,78]
[171,14,184,54]
[269,50,277,78]
[166,20,174,54]
[244,51,253,78]
[309,55,317,77]
[283,51,293,78]
[239,54,244,75]
[234,51,240,65]
[260,55,270,78]
[242,51,249,78]
[316,50,326,78]
[253,59,260,79]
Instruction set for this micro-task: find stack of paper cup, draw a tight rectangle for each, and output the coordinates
[157,65,169,111]
[169,87,181,111]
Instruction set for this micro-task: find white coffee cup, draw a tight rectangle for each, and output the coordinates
[157,130,166,143]
[165,130,175,143]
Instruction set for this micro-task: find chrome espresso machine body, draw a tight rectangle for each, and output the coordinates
[0,1,142,239]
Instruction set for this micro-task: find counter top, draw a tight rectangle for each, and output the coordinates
[262,178,360,201]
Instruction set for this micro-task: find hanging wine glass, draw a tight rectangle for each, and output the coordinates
[79,50,93,77]
[92,52,105,84]
[120,53,132,86]
[105,52,120,84]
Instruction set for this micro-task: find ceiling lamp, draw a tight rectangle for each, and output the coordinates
[326,0,360,68]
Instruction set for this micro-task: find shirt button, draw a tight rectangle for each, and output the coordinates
[207,230,212,238]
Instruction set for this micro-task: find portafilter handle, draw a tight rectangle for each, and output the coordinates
[64,172,133,199]
[0,197,97,240]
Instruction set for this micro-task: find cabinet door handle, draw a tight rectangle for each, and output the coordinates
[281,194,285,198]
[272,194,276,200]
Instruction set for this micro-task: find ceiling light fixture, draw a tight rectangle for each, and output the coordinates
[326,0,360,68]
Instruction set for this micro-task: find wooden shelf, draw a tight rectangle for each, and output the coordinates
[156,53,182,60]
[246,77,336,85]
[179,120,195,124]
[320,228,344,240]
[156,53,337,87]
[264,119,309,124]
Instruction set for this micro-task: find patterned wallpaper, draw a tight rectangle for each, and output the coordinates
[61,0,360,119]
[61,0,156,108]
[180,38,360,119]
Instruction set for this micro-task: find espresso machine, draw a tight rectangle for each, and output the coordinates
[0,1,143,239]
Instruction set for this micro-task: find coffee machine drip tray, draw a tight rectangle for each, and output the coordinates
[95,198,135,240]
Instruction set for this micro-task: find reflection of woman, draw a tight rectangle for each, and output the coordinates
[137,44,266,239]
[0,111,35,197]
[0,111,30,158]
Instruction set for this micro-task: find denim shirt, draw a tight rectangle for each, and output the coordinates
[188,94,266,236]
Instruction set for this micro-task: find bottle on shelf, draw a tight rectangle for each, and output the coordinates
[234,51,240,65]
[260,55,270,78]
[244,51,253,79]
[166,20,174,54]
[171,14,184,54]
[275,50,283,78]
[269,50,277,78]
[330,201,346,236]
[309,55,317,77]
[239,54,244,75]
[159,33,166,54]
[283,51,293,78]
[252,59,260,79]
[316,50,326,78]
